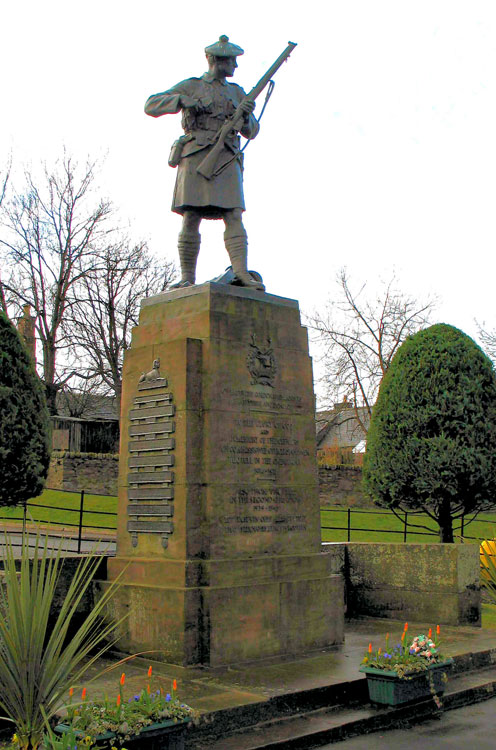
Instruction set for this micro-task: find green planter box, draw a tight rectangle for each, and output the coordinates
[55,718,190,749]
[359,659,453,706]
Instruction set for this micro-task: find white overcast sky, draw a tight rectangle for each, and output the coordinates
[2,0,496,352]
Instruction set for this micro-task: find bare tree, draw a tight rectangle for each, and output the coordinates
[476,322,496,364]
[57,374,115,419]
[307,269,437,432]
[0,158,11,315]
[63,239,176,417]
[0,152,113,412]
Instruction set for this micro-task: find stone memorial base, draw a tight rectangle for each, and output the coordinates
[102,282,344,666]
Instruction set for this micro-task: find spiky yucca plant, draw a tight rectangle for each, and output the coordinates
[0,534,125,749]
[480,539,496,604]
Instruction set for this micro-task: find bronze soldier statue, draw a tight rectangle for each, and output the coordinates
[145,35,263,290]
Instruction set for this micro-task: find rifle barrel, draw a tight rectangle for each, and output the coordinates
[247,42,297,101]
[196,41,297,180]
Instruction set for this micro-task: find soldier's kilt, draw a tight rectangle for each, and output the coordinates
[172,147,245,217]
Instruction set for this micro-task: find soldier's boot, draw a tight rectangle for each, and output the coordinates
[224,232,265,291]
[171,231,201,288]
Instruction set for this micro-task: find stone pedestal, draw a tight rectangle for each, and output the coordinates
[104,283,343,666]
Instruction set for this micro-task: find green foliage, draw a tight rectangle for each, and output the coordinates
[0,312,51,508]
[361,629,446,678]
[480,538,496,604]
[60,675,194,747]
[363,324,496,541]
[0,534,125,750]
[0,489,117,530]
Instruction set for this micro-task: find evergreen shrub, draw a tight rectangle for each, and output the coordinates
[363,323,496,542]
[0,311,51,507]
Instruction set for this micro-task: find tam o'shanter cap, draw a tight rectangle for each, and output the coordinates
[205,35,244,57]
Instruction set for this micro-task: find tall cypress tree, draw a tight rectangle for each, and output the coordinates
[0,312,51,507]
[363,324,496,542]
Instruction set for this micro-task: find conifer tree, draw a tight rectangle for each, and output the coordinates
[0,311,50,507]
[363,324,496,542]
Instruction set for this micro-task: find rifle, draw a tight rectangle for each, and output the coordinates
[196,41,297,180]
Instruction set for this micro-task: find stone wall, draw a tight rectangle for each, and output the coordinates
[319,466,371,507]
[343,542,481,626]
[46,451,119,496]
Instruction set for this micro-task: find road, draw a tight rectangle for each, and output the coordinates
[326,696,496,749]
[0,530,116,557]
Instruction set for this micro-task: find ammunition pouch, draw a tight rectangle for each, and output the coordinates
[168,135,192,168]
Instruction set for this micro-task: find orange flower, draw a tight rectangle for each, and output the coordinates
[69,688,74,698]
[120,673,125,686]
[147,684,151,694]
[81,688,87,701]
[404,622,408,632]
[428,627,432,639]
[173,679,177,691]
[436,624,440,636]
[401,631,406,642]
[378,648,382,655]
[117,694,121,707]
[147,666,153,678]
[368,643,372,653]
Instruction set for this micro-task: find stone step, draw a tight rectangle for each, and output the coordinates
[186,654,496,750]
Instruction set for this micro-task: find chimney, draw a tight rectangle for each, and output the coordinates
[16,304,36,364]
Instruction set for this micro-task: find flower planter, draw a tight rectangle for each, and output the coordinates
[55,717,190,750]
[359,659,453,706]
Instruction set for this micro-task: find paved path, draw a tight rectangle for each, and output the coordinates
[326,696,496,749]
[0,529,115,556]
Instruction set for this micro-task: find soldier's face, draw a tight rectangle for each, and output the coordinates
[209,55,238,79]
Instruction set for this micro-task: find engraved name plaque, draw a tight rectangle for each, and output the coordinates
[126,360,175,549]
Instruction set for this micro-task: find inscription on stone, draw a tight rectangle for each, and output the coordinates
[223,487,307,535]
[220,416,310,481]
[221,387,303,413]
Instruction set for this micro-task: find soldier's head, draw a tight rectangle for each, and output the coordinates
[205,35,243,80]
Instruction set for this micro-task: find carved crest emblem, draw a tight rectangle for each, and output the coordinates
[247,334,277,387]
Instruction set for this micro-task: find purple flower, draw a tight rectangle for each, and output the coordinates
[166,693,171,702]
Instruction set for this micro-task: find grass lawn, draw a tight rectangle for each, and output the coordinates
[482,603,496,629]
[0,489,117,530]
[2,493,496,543]
[321,506,496,544]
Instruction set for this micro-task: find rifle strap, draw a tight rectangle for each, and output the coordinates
[241,79,275,153]
[212,80,276,178]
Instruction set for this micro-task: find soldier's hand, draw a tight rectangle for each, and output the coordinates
[180,95,201,110]
[236,100,256,120]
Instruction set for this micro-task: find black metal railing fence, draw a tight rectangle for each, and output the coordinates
[0,488,117,554]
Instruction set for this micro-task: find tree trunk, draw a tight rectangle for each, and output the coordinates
[44,381,59,415]
[438,498,454,543]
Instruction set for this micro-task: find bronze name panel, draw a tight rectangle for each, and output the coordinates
[129,404,175,420]
[128,471,174,484]
[128,454,175,468]
[127,520,174,533]
[128,487,175,500]
[129,438,176,452]
[134,393,173,404]
[127,503,174,516]
[129,421,175,436]
[138,379,168,391]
